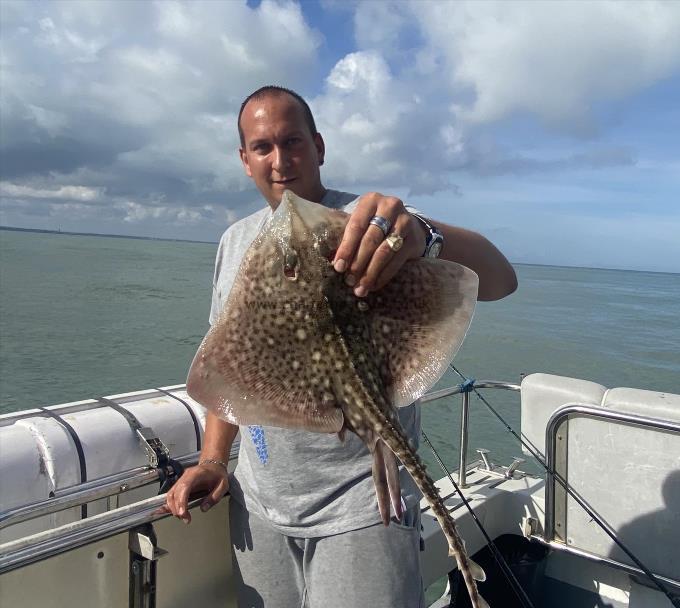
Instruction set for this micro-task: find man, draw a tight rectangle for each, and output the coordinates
[165,85,517,607]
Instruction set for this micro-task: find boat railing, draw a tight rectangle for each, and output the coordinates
[418,380,521,487]
[535,402,680,592]
[1,380,520,535]
[0,380,522,574]
[3,379,679,594]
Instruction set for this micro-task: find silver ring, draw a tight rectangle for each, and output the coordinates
[368,215,391,237]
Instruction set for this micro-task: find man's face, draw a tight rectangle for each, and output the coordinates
[239,94,326,208]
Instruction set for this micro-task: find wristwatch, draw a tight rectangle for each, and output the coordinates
[412,213,444,258]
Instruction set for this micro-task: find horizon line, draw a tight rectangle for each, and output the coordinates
[2,225,678,277]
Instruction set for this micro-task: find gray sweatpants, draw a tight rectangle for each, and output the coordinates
[230,499,424,608]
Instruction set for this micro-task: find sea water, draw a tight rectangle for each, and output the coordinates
[1,229,679,472]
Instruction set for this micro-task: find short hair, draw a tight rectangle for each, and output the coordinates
[237,85,318,147]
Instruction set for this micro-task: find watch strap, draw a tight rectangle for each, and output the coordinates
[411,213,443,257]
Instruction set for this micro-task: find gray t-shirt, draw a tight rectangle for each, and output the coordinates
[210,189,421,537]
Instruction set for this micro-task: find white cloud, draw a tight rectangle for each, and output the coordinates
[1,0,321,235]
[1,0,679,263]
[413,0,680,128]
[0,182,104,202]
[305,0,680,199]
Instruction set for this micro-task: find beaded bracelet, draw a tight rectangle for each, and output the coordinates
[198,458,229,476]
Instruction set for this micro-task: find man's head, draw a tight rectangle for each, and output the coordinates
[238,86,326,208]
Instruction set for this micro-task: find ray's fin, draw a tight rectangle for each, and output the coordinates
[477,595,490,608]
[369,439,404,525]
[370,441,391,526]
[186,193,346,433]
[379,440,403,520]
[363,259,478,407]
[469,559,487,582]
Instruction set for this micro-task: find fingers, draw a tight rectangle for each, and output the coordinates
[200,476,229,513]
[165,479,192,524]
[334,192,410,297]
[360,213,413,293]
[163,464,229,524]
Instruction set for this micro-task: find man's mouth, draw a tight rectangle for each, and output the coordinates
[272,178,297,185]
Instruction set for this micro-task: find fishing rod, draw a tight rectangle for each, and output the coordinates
[421,429,536,608]
[447,364,680,608]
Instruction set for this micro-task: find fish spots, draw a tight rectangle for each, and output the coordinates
[275,316,285,326]
[312,351,322,362]
[292,360,300,370]
[382,323,391,335]
[334,360,344,370]
[296,328,307,341]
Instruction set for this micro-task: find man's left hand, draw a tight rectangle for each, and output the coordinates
[333,192,427,297]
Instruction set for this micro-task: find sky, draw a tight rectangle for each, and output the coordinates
[1,0,679,272]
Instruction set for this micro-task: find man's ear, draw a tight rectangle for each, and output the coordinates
[314,133,325,166]
[239,148,252,177]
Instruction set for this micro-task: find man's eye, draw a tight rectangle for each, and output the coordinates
[286,137,301,146]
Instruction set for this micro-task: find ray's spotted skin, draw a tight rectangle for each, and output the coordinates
[187,190,489,608]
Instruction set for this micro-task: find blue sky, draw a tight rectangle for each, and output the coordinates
[1,0,679,272]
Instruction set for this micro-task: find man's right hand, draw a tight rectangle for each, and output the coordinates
[162,462,229,524]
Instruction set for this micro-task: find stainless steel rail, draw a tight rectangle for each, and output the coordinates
[529,537,680,592]
[0,442,240,531]
[418,381,520,487]
[0,494,199,574]
[544,403,680,543]
[0,381,520,574]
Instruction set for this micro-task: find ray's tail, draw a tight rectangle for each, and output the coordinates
[378,422,490,608]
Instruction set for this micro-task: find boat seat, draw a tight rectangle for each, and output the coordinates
[520,373,606,459]
[522,374,680,586]
[628,578,677,608]
[564,386,680,582]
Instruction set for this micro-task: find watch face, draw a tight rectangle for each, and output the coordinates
[429,241,443,258]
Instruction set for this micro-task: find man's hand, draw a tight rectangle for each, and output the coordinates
[333,192,427,297]
[160,462,229,524]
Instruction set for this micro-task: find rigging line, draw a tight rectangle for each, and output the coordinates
[448,364,680,608]
[421,430,536,608]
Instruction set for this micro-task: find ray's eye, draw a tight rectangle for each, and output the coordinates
[283,249,299,281]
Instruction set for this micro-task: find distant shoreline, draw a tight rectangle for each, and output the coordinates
[1,224,677,276]
[0,225,217,245]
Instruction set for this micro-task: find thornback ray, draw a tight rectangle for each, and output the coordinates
[187,190,489,608]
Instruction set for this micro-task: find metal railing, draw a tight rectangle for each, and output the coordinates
[538,403,680,593]
[418,381,520,487]
[0,442,240,533]
[544,403,680,544]
[0,381,520,574]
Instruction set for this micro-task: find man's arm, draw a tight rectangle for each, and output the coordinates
[163,412,238,523]
[437,222,517,301]
[333,192,517,301]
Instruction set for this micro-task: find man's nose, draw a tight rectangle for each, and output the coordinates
[271,146,290,172]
